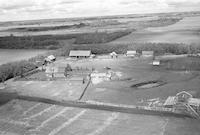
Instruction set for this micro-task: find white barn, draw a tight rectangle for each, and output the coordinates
[126,51,137,57]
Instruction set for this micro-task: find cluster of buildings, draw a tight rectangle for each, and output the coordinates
[68,50,154,58]
[43,49,158,80]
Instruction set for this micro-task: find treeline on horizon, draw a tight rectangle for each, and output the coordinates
[0,30,132,49]
[7,23,87,32]
[64,43,200,55]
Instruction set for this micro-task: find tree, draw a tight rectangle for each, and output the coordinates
[64,64,72,77]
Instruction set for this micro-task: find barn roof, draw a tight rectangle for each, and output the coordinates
[69,50,91,57]
[142,51,154,55]
[127,50,136,55]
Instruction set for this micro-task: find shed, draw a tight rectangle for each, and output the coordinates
[142,51,154,57]
[152,60,160,66]
[69,50,91,58]
[126,51,137,57]
[44,55,56,64]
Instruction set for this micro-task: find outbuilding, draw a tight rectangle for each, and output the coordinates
[69,50,91,58]
[110,52,118,58]
[152,60,160,66]
[44,55,56,64]
[126,50,137,57]
[142,51,154,57]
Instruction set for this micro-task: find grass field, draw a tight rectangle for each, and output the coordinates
[0,99,200,135]
[0,55,200,135]
[1,12,200,135]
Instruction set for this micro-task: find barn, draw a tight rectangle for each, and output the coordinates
[126,51,137,57]
[69,50,91,58]
[142,51,154,57]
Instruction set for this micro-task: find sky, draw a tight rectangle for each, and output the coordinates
[0,0,200,21]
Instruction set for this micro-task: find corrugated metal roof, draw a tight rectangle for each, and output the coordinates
[69,50,91,57]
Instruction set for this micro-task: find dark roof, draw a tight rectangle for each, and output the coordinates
[69,50,91,57]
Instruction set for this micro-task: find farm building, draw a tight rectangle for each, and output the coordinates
[69,50,91,58]
[110,52,118,58]
[152,60,160,66]
[142,51,154,57]
[44,55,56,64]
[126,51,137,57]
[164,91,200,118]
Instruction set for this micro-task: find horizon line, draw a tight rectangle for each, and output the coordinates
[1,10,200,23]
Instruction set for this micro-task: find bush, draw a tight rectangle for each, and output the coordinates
[64,64,72,77]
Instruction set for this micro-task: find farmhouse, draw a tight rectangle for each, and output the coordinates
[110,52,118,58]
[126,50,137,57]
[142,51,154,57]
[69,50,91,58]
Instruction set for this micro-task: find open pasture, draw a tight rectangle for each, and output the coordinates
[0,99,200,135]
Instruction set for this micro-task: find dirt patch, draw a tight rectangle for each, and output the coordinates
[131,80,166,89]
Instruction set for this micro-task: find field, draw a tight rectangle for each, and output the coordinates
[1,11,200,135]
[0,99,200,135]
[1,55,200,134]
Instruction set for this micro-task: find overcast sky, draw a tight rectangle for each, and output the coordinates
[0,0,200,21]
